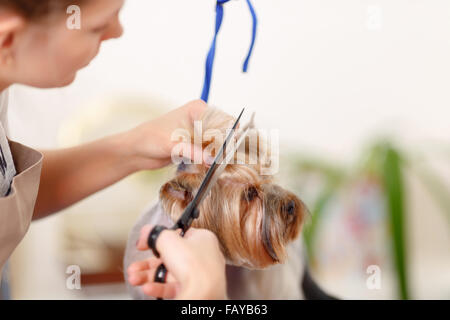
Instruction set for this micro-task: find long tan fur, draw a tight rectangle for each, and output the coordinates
[160,108,306,269]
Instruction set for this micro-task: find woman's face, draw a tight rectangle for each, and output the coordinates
[6,0,125,88]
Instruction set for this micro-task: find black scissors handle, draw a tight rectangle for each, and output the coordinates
[147,208,200,299]
[154,264,168,283]
[146,225,169,299]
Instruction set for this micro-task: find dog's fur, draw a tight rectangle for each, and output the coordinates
[124,108,306,299]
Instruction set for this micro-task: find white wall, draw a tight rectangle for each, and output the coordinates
[10,0,450,155]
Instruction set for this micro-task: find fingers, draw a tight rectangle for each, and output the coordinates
[128,266,178,299]
[177,142,214,167]
[128,268,155,286]
[128,267,176,285]
[134,225,222,293]
[128,266,163,286]
[185,99,207,123]
[127,258,159,286]
[178,100,211,167]
[136,224,154,251]
[128,258,177,285]
[127,257,179,300]
[127,258,161,273]
[130,226,227,300]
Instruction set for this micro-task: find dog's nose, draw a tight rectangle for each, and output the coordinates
[285,200,296,215]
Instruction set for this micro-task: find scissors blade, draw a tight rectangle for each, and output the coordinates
[175,108,246,230]
[191,108,245,206]
[206,125,250,188]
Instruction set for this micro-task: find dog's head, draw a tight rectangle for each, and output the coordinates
[160,108,306,269]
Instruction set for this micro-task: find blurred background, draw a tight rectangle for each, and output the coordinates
[4,0,450,299]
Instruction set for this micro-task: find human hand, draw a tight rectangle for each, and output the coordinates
[127,225,228,300]
[122,99,210,170]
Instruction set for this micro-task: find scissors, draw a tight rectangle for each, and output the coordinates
[147,108,248,298]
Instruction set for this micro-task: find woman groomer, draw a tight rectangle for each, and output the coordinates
[0,0,227,299]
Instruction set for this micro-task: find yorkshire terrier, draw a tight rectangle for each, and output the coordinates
[124,108,307,299]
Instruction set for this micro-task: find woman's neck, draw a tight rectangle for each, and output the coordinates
[0,83,10,93]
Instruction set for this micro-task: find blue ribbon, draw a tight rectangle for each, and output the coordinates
[201,0,258,102]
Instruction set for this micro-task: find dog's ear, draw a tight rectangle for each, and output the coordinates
[167,186,189,201]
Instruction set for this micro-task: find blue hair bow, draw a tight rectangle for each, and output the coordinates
[201,0,258,102]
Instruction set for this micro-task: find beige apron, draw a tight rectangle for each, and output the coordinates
[0,140,43,279]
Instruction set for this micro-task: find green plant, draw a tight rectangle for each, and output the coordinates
[291,140,449,299]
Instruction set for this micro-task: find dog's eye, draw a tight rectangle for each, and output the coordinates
[245,186,259,202]
[285,200,296,215]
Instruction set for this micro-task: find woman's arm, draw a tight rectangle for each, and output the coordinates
[34,133,137,218]
[33,100,207,219]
